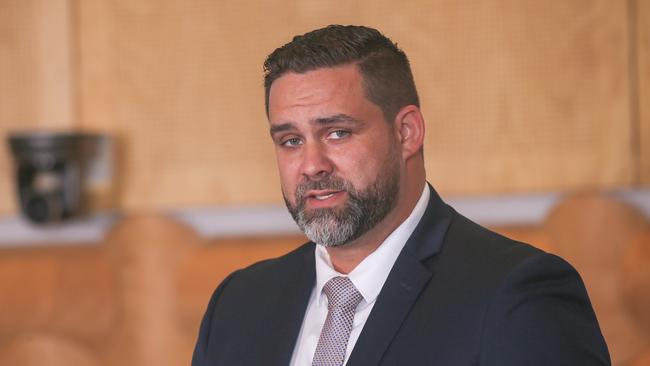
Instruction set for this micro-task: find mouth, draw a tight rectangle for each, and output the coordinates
[303,190,345,207]
[313,192,336,200]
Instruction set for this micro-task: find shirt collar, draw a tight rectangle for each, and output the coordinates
[314,183,430,306]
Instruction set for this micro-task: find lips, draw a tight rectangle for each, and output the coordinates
[307,189,340,198]
[314,193,335,200]
[303,190,345,207]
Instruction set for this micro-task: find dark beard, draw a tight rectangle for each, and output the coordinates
[283,159,400,247]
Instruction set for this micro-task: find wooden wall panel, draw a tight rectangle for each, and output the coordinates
[76,0,392,210]
[639,0,650,185]
[544,194,649,364]
[0,0,638,215]
[0,247,117,339]
[2,196,650,365]
[77,0,635,211]
[78,1,291,210]
[411,1,633,194]
[0,0,75,215]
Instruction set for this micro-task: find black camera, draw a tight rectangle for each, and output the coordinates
[8,132,101,224]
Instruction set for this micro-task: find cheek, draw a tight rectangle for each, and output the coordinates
[276,155,301,195]
[333,147,385,186]
[339,135,400,186]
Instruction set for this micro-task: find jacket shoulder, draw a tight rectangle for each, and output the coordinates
[221,241,315,291]
[442,210,545,271]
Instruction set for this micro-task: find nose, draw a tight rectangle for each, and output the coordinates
[300,142,333,180]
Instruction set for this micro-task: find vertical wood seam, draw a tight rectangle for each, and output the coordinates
[627,0,641,185]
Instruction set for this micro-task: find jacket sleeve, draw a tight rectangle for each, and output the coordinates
[191,271,237,366]
[479,252,611,366]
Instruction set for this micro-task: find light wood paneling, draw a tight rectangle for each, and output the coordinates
[545,194,649,364]
[0,247,117,339]
[77,0,636,211]
[0,0,640,214]
[638,0,650,185]
[1,196,650,364]
[0,0,75,215]
[77,1,290,210]
[410,1,633,194]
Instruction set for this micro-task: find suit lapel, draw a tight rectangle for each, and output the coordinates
[347,185,452,366]
[259,244,316,366]
[347,254,433,366]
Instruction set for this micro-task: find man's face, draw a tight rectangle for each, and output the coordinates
[268,64,402,247]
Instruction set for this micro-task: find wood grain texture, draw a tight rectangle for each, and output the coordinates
[102,213,202,366]
[0,0,641,214]
[545,194,649,365]
[0,246,117,340]
[620,229,650,339]
[76,0,636,211]
[638,0,650,185]
[0,334,100,366]
[0,0,75,215]
[77,0,288,211]
[1,196,650,364]
[409,0,633,194]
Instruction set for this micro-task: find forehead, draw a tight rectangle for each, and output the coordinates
[268,65,367,121]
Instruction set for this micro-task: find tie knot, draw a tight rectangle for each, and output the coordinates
[323,276,363,310]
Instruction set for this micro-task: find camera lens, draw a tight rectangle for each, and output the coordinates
[24,195,62,223]
[9,132,102,224]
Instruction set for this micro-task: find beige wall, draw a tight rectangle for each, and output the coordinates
[0,0,647,215]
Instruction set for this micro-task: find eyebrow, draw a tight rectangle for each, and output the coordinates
[269,114,361,136]
[269,123,294,135]
[313,114,360,125]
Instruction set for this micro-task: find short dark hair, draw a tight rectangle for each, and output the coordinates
[263,25,420,122]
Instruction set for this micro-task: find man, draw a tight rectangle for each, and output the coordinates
[193,25,610,366]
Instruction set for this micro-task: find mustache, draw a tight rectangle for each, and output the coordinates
[295,176,351,203]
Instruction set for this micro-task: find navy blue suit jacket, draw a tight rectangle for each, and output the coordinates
[192,186,610,365]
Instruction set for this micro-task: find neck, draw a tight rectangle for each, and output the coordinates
[325,178,425,274]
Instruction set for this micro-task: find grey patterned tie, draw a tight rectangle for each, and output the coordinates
[312,276,364,366]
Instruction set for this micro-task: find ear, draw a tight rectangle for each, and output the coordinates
[393,105,425,160]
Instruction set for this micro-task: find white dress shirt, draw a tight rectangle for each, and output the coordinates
[289,184,430,366]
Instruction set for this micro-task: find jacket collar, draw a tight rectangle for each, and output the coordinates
[347,183,453,366]
[404,183,454,260]
[268,184,453,366]
[261,243,316,366]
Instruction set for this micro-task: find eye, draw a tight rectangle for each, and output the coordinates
[327,130,350,140]
[280,137,303,147]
